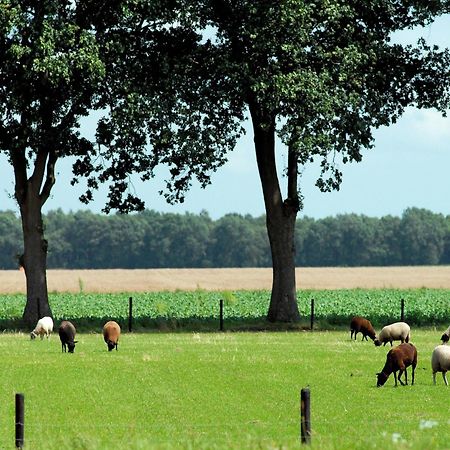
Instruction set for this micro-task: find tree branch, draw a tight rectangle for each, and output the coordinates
[40,149,58,206]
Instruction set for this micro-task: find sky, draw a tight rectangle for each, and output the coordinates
[1,15,450,221]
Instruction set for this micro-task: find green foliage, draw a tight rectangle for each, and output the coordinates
[2,207,450,269]
[74,1,450,211]
[0,331,448,448]
[0,289,448,329]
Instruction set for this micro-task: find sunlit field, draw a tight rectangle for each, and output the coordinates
[0,330,447,449]
[2,266,450,294]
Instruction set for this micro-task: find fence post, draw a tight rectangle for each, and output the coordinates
[15,393,24,449]
[300,388,311,444]
[310,299,315,331]
[400,298,405,322]
[219,299,224,331]
[128,297,133,332]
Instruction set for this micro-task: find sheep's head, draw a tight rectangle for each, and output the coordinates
[441,334,449,344]
[374,339,382,347]
[376,372,388,387]
[107,340,116,351]
[68,341,78,353]
[30,331,37,340]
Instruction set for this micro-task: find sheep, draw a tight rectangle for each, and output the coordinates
[350,316,377,341]
[58,320,78,353]
[30,316,53,340]
[374,322,410,347]
[376,343,417,387]
[431,345,450,386]
[103,321,121,351]
[440,326,450,344]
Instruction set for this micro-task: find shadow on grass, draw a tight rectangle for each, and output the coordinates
[1,316,315,333]
[2,315,448,334]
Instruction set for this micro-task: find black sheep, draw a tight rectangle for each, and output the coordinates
[59,320,77,353]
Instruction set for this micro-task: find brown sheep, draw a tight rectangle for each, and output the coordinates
[58,320,77,353]
[376,343,417,387]
[103,321,121,351]
[350,316,377,341]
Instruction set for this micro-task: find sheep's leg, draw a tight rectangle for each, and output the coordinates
[393,372,398,387]
[398,369,406,386]
[443,372,448,386]
[433,372,437,385]
[351,330,354,340]
[411,365,415,385]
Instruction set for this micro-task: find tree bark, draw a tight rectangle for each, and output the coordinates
[11,141,56,326]
[249,102,300,322]
[20,189,52,326]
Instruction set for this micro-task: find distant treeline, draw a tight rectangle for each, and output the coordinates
[0,207,449,269]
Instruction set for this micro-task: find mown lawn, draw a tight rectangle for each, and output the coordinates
[0,330,447,449]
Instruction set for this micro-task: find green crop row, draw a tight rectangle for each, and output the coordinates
[0,288,448,329]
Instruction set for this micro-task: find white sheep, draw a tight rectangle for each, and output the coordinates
[374,322,410,347]
[440,326,450,344]
[431,345,450,385]
[30,316,54,340]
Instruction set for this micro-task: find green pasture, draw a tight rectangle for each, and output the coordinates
[0,330,447,449]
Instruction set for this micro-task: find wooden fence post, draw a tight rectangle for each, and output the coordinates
[300,388,311,444]
[400,298,405,322]
[15,393,24,449]
[219,299,224,331]
[128,297,133,332]
[310,299,315,331]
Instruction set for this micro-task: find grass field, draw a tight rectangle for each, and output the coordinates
[0,330,448,449]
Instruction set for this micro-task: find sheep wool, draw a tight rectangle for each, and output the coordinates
[30,316,54,340]
[350,316,377,341]
[374,322,410,347]
[58,320,77,353]
[377,343,417,387]
[103,321,121,351]
[431,345,450,386]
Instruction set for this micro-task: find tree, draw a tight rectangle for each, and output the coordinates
[0,1,105,324]
[74,1,450,321]
[0,210,22,269]
[399,207,447,265]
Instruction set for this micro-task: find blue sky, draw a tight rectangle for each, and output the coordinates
[1,15,450,220]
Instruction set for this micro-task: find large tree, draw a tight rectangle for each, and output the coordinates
[0,1,105,324]
[76,1,450,321]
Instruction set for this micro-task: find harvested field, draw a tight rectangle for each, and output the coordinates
[1,266,450,293]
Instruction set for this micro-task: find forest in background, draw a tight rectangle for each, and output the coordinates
[0,206,448,270]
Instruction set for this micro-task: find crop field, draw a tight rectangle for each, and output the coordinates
[3,266,450,294]
[0,330,448,449]
[0,288,448,330]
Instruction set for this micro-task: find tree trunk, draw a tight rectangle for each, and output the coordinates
[249,103,300,322]
[19,187,52,326]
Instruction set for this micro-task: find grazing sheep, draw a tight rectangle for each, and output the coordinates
[58,320,78,353]
[440,326,450,344]
[30,316,53,340]
[376,343,417,387]
[103,321,121,351]
[350,316,377,341]
[431,345,450,385]
[374,322,410,347]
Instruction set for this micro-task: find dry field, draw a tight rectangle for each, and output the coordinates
[1,266,450,293]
